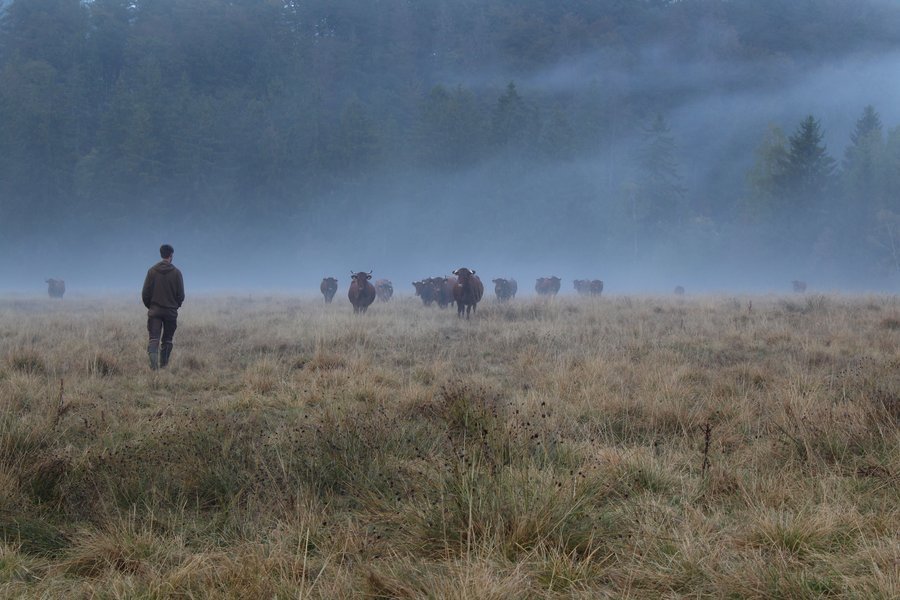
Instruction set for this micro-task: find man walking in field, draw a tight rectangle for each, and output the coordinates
[142,244,185,370]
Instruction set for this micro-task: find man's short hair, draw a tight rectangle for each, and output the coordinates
[160,244,174,259]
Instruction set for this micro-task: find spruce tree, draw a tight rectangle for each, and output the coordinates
[778,115,835,207]
[633,114,686,229]
[842,105,884,211]
[490,82,534,154]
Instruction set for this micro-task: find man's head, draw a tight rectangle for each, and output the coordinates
[160,244,174,261]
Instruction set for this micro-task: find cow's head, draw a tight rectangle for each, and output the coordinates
[453,268,474,284]
[351,271,372,285]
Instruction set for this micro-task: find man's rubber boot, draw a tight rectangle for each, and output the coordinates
[148,341,160,371]
[160,342,173,368]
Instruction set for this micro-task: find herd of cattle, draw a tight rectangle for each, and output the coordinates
[42,275,813,318]
[321,270,695,318]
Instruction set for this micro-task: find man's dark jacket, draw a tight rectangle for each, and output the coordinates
[142,261,185,318]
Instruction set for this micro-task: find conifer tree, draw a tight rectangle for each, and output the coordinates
[633,114,686,229]
[490,82,535,154]
[842,105,884,210]
[778,115,835,207]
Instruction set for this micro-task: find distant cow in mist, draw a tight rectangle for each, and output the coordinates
[574,279,603,297]
[674,285,685,296]
[374,279,393,302]
[436,276,456,309]
[348,271,376,313]
[452,268,484,318]
[792,280,807,293]
[535,276,561,296]
[413,280,437,306]
[574,279,590,295]
[46,279,65,299]
[320,277,338,303]
[492,278,517,302]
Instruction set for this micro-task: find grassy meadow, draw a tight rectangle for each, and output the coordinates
[1,292,899,598]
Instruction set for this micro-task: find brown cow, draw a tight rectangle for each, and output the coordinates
[535,276,561,296]
[452,267,484,319]
[674,285,685,296]
[792,280,807,293]
[46,278,65,298]
[348,271,376,313]
[374,279,393,302]
[320,277,338,303]
[492,278,517,302]
[589,279,604,297]
[413,280,437,306]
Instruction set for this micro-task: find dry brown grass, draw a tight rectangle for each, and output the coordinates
[0,292,898,598]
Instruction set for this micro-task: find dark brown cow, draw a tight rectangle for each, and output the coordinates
[46,278,65,299]
[436,276,456,309]
[374,279,393,302]
[674,285,685,296]
[348,271,376,313]
[589,279,604,297]
[413,280,437,306]
[535,276,561,296]
[320,277,338,303]
[792,280,807,293]
[452,267,484,318]
[492,278,517,302]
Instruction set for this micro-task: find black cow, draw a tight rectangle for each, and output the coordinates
[435,276,456,309]
[535,276,561,296]
[492,278,517,302]
[320,277,338,303]
[574,279,590,296]
[413,280,437,306]
[46,279,65,299]
[374,279,393,302]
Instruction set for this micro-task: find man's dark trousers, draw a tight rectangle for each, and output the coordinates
[148,310,177,369]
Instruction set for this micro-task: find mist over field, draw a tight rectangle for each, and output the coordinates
[4,4,900,597]
[3,0,900,294]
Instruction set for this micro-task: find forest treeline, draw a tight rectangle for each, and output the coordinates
[2,0,900,285]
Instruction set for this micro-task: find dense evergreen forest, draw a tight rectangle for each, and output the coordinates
[2,0,900,289]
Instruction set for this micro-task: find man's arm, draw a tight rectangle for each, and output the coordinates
[141,270,154,308]
[175,270,185,307]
